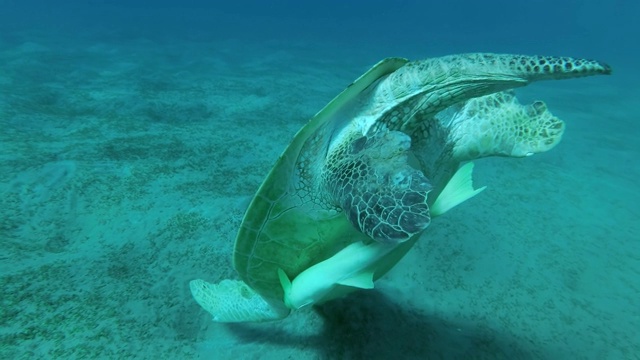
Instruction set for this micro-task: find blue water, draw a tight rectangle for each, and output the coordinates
[1,1,638,359]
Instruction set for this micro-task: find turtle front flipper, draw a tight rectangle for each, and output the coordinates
[367,54,609,136]
[323,129,432,244]
[444,91,566,161]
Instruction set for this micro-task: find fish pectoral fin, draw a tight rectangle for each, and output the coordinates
[337,270,375,289]
[278,268,296,309]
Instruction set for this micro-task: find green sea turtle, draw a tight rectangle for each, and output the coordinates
[190,53,610,322]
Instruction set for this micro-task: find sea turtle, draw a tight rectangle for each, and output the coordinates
[190,53,610,322]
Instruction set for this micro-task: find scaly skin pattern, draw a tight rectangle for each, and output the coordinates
[319,53,609,244]
[366,53,610,135]
[233,59,406,302]
[232,53,610,305]
[448,90,565,160]
[323,129,432,244]
[411,90,567,204]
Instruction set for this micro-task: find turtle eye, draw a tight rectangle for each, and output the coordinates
[350,136,368,154]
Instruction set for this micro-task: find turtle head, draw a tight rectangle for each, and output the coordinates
[324,130,433,244]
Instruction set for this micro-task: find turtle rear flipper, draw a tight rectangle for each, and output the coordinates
[446,90,565,161]
[189,279,289,322]
[324,130,432,244]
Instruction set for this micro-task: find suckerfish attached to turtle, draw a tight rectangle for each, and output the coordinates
[190,53,611,322]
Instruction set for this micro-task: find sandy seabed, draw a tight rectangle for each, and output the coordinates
[1,35,638,359]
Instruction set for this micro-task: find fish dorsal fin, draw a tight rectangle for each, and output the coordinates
[431,162,486,217]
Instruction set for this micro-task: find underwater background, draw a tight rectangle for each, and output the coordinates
[1,0,638,358]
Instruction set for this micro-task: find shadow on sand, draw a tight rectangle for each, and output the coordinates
[227,290,550,359]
